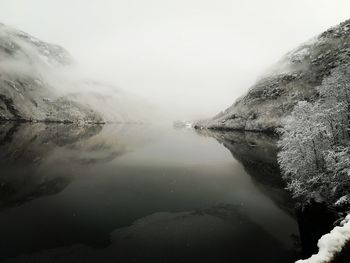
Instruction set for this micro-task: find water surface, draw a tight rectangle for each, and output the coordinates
[0,123,300,262]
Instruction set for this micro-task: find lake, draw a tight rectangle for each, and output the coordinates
[0,123,300,262]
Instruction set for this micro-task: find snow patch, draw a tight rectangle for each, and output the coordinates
[335,195,350,207]
[296,214,350,263]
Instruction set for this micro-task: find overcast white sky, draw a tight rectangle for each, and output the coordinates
[0,0,350,120]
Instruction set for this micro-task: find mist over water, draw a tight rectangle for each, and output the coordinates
[0,123,299,262]
[1,0,350,121]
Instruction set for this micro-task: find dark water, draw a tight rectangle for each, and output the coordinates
[0,123,301,262]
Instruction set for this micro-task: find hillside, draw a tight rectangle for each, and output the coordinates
[0,23,106,123]
[0,23,153,124]
[196,19,350,132]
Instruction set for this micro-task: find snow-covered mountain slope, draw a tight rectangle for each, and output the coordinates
[0,23,104,123]
[0,23,153,123]
[196,19,350,132]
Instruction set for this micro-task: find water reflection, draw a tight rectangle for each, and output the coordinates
[196,130,295,214]
[0,123,150,210]
[4,204,296,263]
[0,124,300,262]
[197,129,344,260]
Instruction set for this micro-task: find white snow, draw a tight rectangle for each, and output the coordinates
[296,214,350,263]
[286,36,318,62]
[289,47,310,61]
[30,37,40,43]
[335,195,350,207]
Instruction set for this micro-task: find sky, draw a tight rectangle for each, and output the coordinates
[0,0,350,120]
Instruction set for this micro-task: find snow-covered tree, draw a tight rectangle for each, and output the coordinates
[278,63,350,205]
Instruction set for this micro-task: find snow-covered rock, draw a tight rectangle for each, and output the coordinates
[296,214,350,263]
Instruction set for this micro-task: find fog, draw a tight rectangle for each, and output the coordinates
[1,0,350,121]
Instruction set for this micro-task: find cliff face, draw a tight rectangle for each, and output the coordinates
[196,19,350,132]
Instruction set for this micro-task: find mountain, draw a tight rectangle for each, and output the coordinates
[0,23,105,123]
[0,23,153,123]
[195,19,350,132]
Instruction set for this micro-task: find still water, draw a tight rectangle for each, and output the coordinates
[0,123,300,262]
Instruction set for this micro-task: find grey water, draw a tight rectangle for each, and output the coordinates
[0,123,300,263]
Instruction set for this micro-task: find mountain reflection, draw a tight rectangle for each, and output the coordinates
[195,129,295,215]
[0,125,300,263]
[0,123,146,210]
[196,129,345,260]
